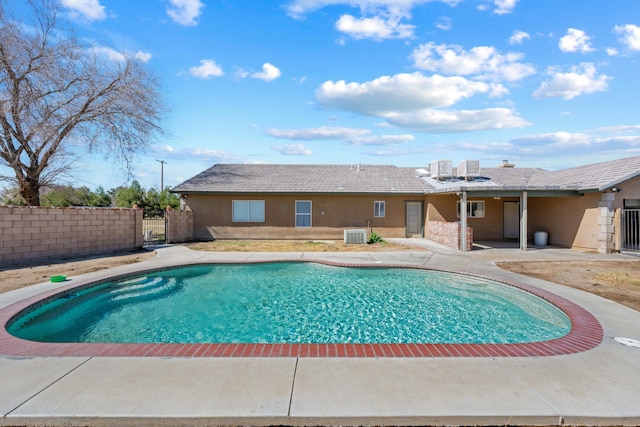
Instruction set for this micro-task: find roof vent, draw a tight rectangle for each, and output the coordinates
[458,160,481,180]
[500,160,515,168]
[430,160,452,180]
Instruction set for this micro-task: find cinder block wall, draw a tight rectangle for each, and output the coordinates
[166,209,193,243]
[0,206,143,266]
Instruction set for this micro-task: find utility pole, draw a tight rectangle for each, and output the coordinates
[156,159,166,191]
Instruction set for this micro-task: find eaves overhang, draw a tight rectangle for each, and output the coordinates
[425,186,584,197]
[170,189,427,196]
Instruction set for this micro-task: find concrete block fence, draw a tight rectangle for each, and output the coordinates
[0,206,144,266]
[165,209,193,244]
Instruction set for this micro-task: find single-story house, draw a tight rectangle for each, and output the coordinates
[171,156,640,253]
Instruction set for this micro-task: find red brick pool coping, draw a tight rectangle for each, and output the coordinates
[0,260,604,358]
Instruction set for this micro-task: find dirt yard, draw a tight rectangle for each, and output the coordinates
[497,260,640,312]
[183,239,414,252]
[0,250,157,294]
[0,242,639,313]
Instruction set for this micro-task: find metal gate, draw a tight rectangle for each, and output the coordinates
[142,210,166,244]
[621,209,640,252]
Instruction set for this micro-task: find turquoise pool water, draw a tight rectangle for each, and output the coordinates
[7,262,571,344]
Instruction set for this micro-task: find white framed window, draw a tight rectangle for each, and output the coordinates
[295,200,312,227]
[232,200,265,222]
[374,201,385,218]
[457,200,485,218]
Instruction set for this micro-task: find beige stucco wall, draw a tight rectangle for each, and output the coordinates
[528,194,601,250]
[0,206,143,266]
[184,193,417,240]
[426,195,521,241]
[532,176,640,252]
[612,175,640,208]
[181,176,640,249]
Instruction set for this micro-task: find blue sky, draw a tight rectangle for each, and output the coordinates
[10,0,640,191]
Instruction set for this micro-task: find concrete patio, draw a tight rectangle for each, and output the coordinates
[1,243,639,426]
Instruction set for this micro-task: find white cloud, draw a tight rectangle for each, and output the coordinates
[251,63,282,81]
[509,131,640,156]
[192,148,242,161]
[435,16,452,31]
[596,135,640,146]
[595,125,640,133]
[335,13,414,40]
[267,126,370,140]
[385,108,530,132]
[437,128,640,161]
[614,24,640,51]
[348,134,414,145]
[167,0,205,26]
[559,28,595,53]
[533,63,610,100]
[91,46,152,62]
[488,83,509,97]
[133,51,152,62]
[153,145,242,162]
[512,132,591,147]
[285,1,460,40]
[607,47,619,56]
[234,68,250,79]
[411,43,535,82]
[493,0,519,14]
[61,0,106,21]
[316,72,491,115]
[189,59,224,78]
[266,126,413,145]
[509,30,530,45]
[284,0,461,19]
[271,143,312,155]
[315,72,530,133]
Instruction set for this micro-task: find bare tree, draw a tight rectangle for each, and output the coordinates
[0,0,166,205]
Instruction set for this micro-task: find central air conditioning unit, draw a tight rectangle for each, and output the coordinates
[344,229,367,244]
[430,160,452,180]
[458,160,481,179]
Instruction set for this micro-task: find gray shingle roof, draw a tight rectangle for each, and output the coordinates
[528,155,640,191]
[172,156,640,195]
[172,164,429,194]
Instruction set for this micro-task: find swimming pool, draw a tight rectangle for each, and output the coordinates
[8,262,571,345]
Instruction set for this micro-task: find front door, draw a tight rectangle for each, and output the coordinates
[406,201,423,237]
[503,201,519,239]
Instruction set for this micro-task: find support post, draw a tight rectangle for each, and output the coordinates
[460,191,468,252]
[520,191,528,251]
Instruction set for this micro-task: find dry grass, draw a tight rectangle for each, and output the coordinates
[594,271,640,287]
[497,260,640,312]
[183,239,419,252]
[0,250,157,295]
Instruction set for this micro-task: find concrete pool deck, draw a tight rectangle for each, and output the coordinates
[1,243,640,426]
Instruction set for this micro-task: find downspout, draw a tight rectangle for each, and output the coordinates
[460,191,468,252]
[520,191,528,251]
